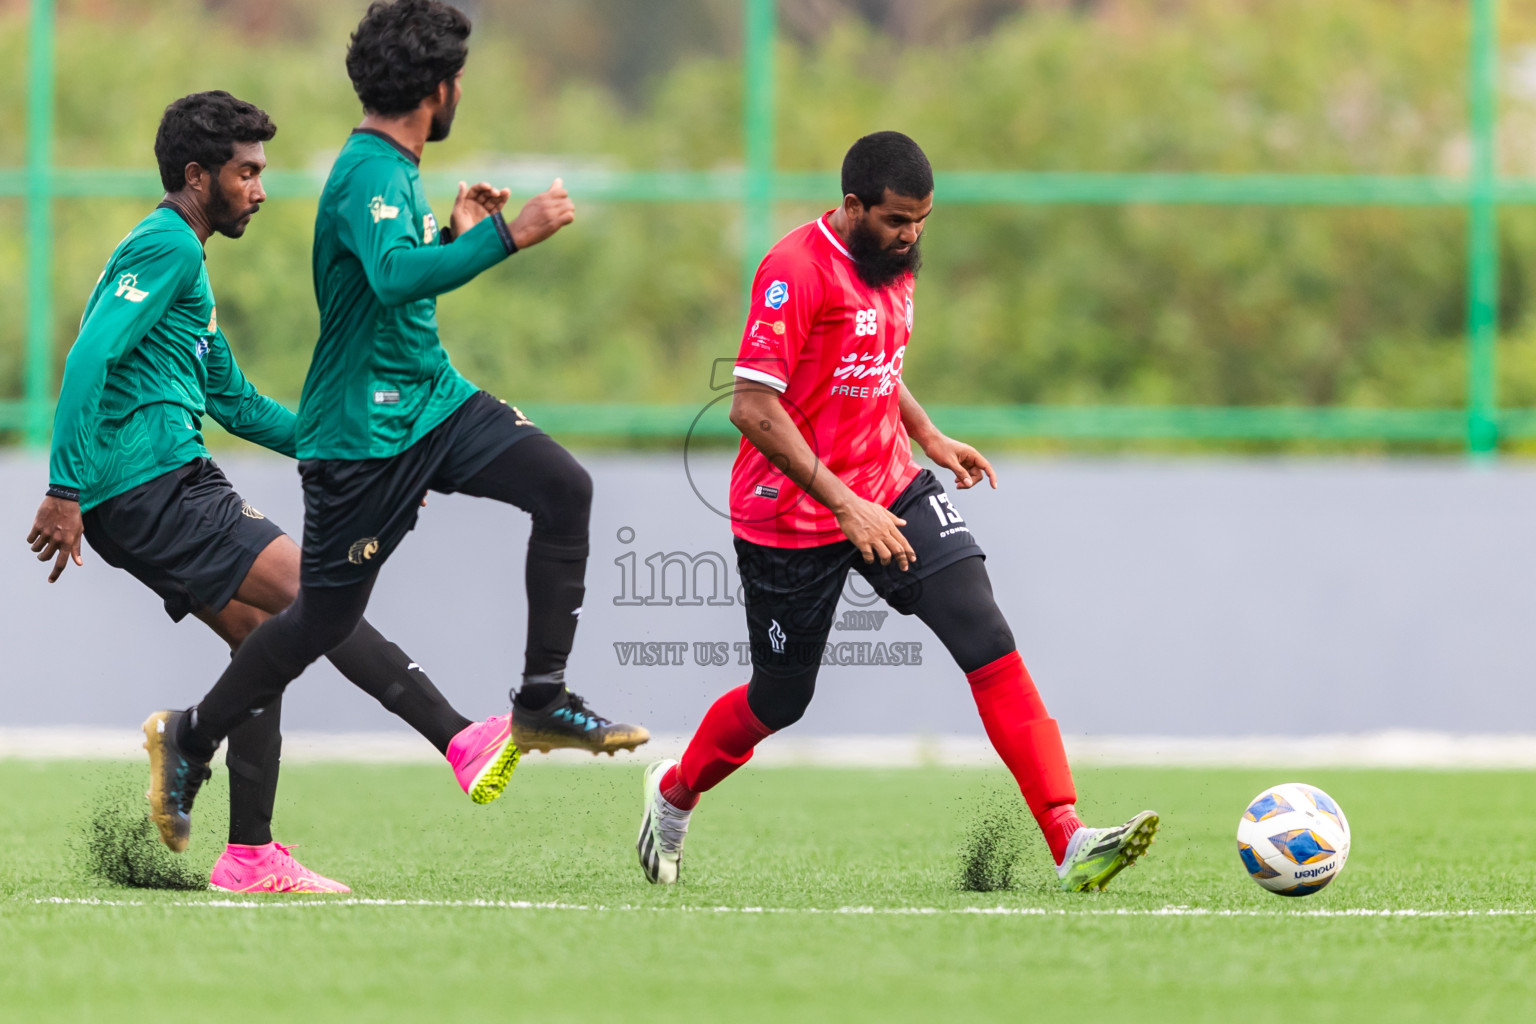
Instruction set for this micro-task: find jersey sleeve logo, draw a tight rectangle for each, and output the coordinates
[764,280,789,309]
[194,337,210,361]
[750,319,786,341]
[423,212,437,244]
[113,273,149,303]
[368,196,401,223]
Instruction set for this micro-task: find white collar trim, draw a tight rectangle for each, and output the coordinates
[816,216,852,260]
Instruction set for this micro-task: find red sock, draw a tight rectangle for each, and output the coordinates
[967,651,1080,863]
[1042,804,1085,865]
[660,685,773,810]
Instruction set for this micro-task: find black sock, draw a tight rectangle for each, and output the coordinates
[453,434,592,697]
[225,699,281,846]
[326,619,471,753]
[515,672,566,710]
[178,707,218,762]
[524,531,588,679]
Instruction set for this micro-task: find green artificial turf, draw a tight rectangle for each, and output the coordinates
[2,759,1533,1022]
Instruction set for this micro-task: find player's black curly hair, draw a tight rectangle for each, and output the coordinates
[841,131,934,209]
[154,91,276,193]
[346,0,472,117]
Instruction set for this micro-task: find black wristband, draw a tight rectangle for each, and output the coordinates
[490,211,518,255]
[439,223,455,244]
[46,484,80,502]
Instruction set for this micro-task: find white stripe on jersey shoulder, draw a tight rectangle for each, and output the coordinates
[733,366,789,393]
[814,217,852,260]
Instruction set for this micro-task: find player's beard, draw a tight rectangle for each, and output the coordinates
[428,96,458,142]
[206,184,258,239]
[846,216,922,290]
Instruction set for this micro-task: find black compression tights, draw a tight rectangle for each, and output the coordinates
[745,555,1017,731]
[188,434,592,755]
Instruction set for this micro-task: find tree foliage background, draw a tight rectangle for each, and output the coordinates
[6,0,1536,439]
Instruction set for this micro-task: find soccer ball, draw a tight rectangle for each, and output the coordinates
[1236,783,1351,897]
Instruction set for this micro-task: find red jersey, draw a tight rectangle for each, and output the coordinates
[729,213,921,548]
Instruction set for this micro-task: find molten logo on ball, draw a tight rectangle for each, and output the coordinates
[1235,783,1351,897]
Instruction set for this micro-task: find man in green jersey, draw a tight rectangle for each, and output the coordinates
[30,91,517,885]
[142,0,648,845]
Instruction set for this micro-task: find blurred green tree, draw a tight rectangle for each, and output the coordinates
[5,0,1536,444]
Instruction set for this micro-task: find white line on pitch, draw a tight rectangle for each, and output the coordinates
[29,897,1536,917]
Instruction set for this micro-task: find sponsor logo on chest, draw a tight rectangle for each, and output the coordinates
[831,344,906,399]
[831,294,909,400]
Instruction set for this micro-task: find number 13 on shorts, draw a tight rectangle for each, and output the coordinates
[928,492,964,526]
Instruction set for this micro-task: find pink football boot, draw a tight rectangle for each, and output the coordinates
[446,713,521,804]
[209,842,351,893]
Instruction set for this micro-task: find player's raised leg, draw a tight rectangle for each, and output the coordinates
[449,433,648,755]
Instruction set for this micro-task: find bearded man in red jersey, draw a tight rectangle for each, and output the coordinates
[637,131,1158,891]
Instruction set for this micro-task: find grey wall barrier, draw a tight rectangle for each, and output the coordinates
[5,452,1535,737]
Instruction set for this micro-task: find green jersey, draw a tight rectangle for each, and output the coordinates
[48,205,297,512]
[299,129,516,460]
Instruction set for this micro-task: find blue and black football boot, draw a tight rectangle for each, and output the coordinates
[510,687,649,756]
[141,710,213,852]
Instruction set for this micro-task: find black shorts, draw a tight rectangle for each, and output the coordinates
[82,458,286,622]
[735,468,986,677]
[299,390,543,587]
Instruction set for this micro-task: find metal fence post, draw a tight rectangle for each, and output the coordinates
[25,0,56,449]
[1467,0,1500,455]
[742,0,776,306]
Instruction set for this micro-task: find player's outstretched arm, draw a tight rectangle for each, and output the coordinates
[202,330,297,457]
[503,178,575,250]
[897,382,997,490]
[730,382,916,570]
[350,172,570,308]
[447,178,575,249]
